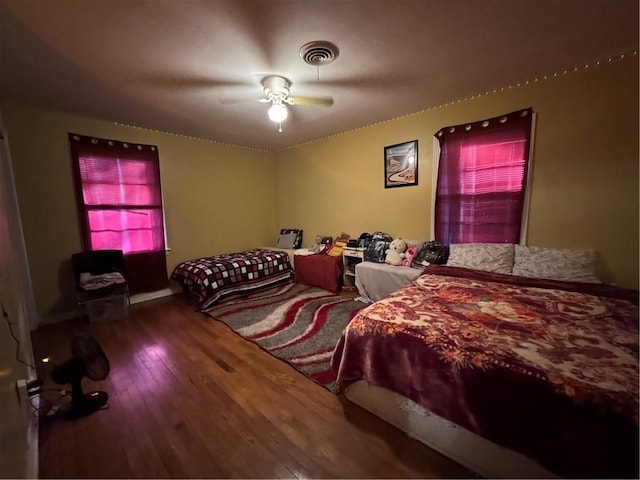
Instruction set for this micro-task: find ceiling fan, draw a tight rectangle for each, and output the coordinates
[144,42,340,132]
[259,75,333,124]
[221,74,334,130]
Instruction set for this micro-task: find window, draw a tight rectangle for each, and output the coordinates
[433,108,534,244]
[69,133,168,293]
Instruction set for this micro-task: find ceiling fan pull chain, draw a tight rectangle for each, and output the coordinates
[317,65,320,81]
[278,122,283,133]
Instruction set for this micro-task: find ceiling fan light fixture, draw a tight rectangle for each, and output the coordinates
[268,103,288,123]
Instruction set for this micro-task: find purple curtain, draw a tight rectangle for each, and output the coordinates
[69,133,168,294]
[434,108,533,245]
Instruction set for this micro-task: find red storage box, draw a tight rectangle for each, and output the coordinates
[294,254,344,294]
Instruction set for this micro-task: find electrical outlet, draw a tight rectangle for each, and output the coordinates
[26,378,42,397]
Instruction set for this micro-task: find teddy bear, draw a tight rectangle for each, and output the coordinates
[309,235,325,254]
[310,235,332,254]
[401,244,418,267]
[385,238,407,266]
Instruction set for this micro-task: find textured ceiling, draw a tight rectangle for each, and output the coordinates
[0,0,637,151]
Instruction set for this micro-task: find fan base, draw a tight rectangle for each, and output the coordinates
[57,391,109,420]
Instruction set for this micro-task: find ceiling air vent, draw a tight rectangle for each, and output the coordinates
[299,41,339,67]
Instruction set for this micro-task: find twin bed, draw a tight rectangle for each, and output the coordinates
[171,244,639,478]
[170,248,293,309]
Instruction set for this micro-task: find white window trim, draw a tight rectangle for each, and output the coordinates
[519,112,537,245]
[430,137,440,240]
[160,183,171,252]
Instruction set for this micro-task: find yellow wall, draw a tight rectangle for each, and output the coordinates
[2,55,638,323]
[1,104,277,321]
[276,55,639,289]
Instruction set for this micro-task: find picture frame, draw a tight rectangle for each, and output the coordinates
[384,139,418,188]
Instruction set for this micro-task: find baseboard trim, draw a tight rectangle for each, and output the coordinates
[130,285,182,304]
[26,396,39,479]
[39,286,182,326]
[39,307,84,326]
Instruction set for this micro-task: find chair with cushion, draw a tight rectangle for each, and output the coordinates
[71,250,130,306]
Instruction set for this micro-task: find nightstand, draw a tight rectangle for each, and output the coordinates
[342,247,366,291]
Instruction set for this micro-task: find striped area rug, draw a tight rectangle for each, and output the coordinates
[203,282,365,393]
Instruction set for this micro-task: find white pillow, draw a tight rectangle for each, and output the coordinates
[277,232,298,249]
[447,243,515,275]
[512,245,600,283]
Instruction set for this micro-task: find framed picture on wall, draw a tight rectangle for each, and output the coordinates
[384,139,418,188]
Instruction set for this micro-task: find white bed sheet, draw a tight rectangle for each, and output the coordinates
[355,261,422,303]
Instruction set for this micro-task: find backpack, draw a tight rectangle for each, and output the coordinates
[411,240,449,268]
[364,232,393,263]
[357,232,373,249]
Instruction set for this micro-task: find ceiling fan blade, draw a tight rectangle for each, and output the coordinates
[137,73,252,91]
[316,72,418,89]
[218,96,264,105]
[290,96,334,107]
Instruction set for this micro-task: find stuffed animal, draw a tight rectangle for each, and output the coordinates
[401,245,418,267]
[385,238,407,266]
[310,235,328,254]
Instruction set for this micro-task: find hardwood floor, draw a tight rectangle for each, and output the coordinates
[31,293,475,479]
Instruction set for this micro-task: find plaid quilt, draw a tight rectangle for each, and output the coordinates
[171,249,293,309]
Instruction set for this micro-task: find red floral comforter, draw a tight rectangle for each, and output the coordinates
[331,265,639,478]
